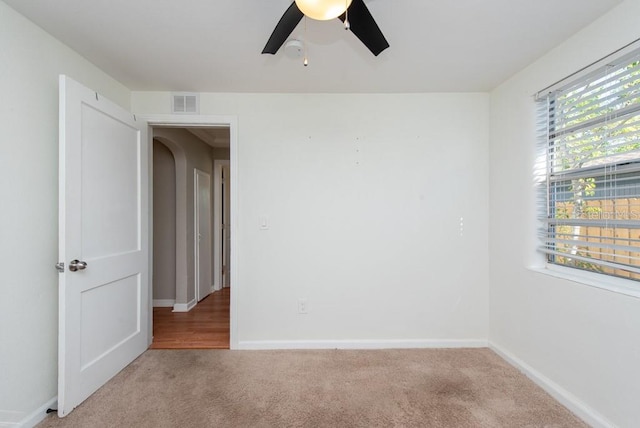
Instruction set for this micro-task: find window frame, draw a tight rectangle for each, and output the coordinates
[536,47,640,286]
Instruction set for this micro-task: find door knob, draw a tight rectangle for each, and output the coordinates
[69,259,88,272]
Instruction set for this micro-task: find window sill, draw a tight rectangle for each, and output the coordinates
[528,264,640,299]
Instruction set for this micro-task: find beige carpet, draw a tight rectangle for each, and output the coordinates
[38,348,586,428]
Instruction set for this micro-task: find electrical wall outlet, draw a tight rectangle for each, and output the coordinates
[298,298,308,314]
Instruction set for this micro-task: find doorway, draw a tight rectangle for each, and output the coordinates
[144,116,237,349]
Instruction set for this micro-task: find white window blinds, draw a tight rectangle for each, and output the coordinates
[537,48,640,280]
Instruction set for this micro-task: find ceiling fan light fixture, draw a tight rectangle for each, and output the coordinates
[284,39,304,59]
[294,0,353,21]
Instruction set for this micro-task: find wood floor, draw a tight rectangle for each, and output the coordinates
[151,288,230,349]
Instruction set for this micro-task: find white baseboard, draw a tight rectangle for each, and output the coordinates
[172,298,196,312]
[153,299,175,307]
[0,396,57,428]
[237,339,487,350]
[489,343,613,428]
[0,411,20,427]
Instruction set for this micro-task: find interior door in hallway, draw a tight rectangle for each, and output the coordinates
[222,164,231,287]
[213,160,230,290]
[57,75,150,416]
[195,169,212,301]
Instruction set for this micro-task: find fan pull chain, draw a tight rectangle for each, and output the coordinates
[344,0,350,30]
[303,16,309,66]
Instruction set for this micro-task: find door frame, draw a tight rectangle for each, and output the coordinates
[194,168,212,302]
[213,159,230,292]
[141,114,238,349]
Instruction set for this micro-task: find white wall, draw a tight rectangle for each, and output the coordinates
[133,92,491,346]
[489,0,640,426]
[0,1,131,425]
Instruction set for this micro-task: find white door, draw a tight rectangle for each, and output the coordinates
[57,75,149,417]
[213,160,230,290]
[222,164,231,288]
[195,169,212,301]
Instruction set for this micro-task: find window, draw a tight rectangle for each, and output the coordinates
[537,48,640,281]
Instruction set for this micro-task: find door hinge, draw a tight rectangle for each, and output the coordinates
[55,262,65,273]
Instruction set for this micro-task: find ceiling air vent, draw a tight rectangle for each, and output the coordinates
[171,93,199,114]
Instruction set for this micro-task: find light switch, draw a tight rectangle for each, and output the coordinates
[259,216,269,230]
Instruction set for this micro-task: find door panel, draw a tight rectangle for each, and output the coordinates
[58,75,149,417]
[81,105,140,259]
[80,274,140,368]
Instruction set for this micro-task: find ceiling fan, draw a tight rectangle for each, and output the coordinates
[262,0,389,57]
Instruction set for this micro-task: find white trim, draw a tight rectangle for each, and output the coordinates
[529,264,640,299]
[237,339,488,350]
[172,298,197,312]
[212,161,221,291]
[152,299,175,307]
[139,114,239,350]
[0,396,57,428]
[229,119,239,350]
[0,411,21,427]
[138,114,237,128]
[489,343,614,428]
[194,169,200,302]
[213,160,229,292]
[147,126,154,346]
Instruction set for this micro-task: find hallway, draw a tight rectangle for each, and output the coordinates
[151,288,230,349]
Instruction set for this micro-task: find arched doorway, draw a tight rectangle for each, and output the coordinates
[152,140,178,306]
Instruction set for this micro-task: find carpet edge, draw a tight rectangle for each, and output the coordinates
[489,342,613,428]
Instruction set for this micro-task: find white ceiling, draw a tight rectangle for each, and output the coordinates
[5,0,621,93]
[185,127,230,148]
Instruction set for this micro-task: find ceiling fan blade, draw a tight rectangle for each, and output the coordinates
[339,0,389,56]
[262,2,304,54]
